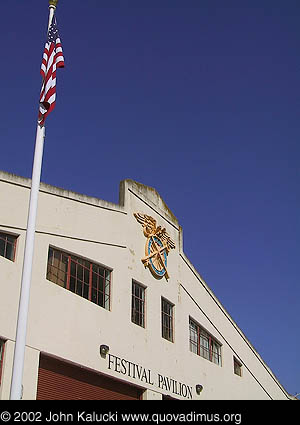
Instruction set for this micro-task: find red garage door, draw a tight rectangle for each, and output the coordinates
[37,355,142,400]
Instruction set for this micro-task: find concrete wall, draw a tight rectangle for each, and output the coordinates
[0,171,290,400]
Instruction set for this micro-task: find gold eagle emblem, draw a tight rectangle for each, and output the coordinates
[134,213,175,280]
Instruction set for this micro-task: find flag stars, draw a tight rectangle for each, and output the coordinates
[48,19,60,43]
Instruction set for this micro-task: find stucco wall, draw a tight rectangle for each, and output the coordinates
[0,171,289,400]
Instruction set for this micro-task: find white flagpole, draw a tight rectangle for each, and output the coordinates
[9,1,58,401]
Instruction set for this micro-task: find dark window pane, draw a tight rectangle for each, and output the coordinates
[54,250,60,262]
[132,282,145,328]
[76,281,82,296]
[234,358,242,376]
[161,299,173,342]
[98,292,104,307]
[48,247,53,263]
[6,242,13,260]
[7,236,15,245]
[98,277,104,292]
[70,260,76,277]
[77,264,83,281]
[92,272,98,288]
[61,254,68,266]
[0,233,17,261]
[0,239,5,257]
[69,276,75,293]
[83,283,89,299]
[92,288,97,304]
[85,267,90,282]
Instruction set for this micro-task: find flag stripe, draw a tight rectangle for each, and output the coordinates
[38,16,64,125]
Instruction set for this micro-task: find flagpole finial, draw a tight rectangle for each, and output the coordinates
[49,0,59,7]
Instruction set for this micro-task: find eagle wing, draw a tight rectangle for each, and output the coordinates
[134,213,157,237]
[156,228,176,252]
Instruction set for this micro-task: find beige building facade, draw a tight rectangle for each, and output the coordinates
[0,170,290,400]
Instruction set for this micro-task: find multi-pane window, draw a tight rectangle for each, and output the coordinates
[131,281,145,328]
[234,357,242,377]
[189,318,222,366]
[47,247,111,310]
[0,340,5,386]
[0,232,17,261]
[161,298,174,342]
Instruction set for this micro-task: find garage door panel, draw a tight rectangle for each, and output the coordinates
[37,356,141,400]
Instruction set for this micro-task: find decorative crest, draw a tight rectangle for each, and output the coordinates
[134,213,175,280]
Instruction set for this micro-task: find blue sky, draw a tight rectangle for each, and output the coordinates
[1,0,299,397]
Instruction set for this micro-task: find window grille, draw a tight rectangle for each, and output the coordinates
[234,357,242,376]
[189,318,222,366]
[0,232,17,261]
[47,247,111,310]
[131,281,145,328]
[162,298,174,342]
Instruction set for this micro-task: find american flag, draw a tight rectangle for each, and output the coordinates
[38,16,64,125]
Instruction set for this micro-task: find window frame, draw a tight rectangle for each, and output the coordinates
[46,246,111,311]
[233,357,243,377]
[161,297,174,343]
[131,281,146,328]
[0,231,18,262]
[189,317,222,366]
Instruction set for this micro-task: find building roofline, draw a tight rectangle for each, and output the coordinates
[0,169,290,398]
[0,170,125,215]
[179,251,290,399]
